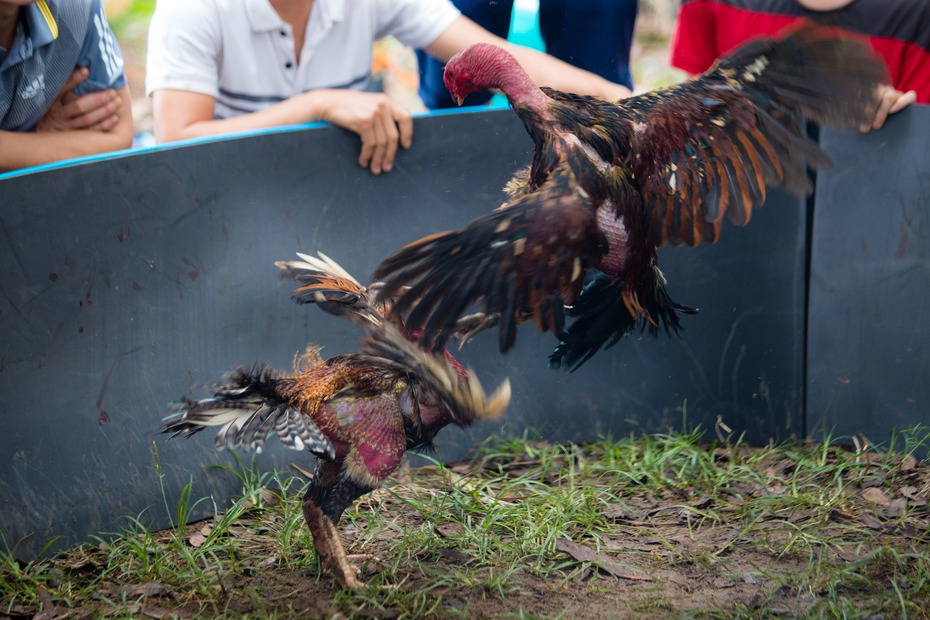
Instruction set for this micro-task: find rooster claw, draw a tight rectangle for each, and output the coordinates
[323,554,365,589]
[329,555,391,589]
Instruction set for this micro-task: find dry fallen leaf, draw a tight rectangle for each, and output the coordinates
[862,487,893,506]
[187,525,209,548]
[886,498,908,518]
[670,534,701,550]
[434,522,466,538]
[859,512,885,530]
[121,583,171,598]
[436,547,472,565]
[242,488,280,510]
[555,539,652,581]
[143,605,197,619]
[602,503,642,521]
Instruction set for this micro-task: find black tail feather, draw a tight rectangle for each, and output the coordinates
[549,269,697,372]
[164,365,335,459]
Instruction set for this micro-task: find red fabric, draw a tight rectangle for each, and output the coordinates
[671,0,930,104]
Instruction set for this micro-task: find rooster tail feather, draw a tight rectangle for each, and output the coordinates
[350,321,511,424]
[165,365,335,459]
[549,267,696,372]
[276,251,384,328]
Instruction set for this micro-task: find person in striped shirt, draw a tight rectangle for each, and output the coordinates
[0,0,133,172]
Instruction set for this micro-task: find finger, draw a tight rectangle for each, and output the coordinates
[368,107,390,175]
[860,87,891,132]
[889,90,917,115]
[69,93,120,129]
[869,88,899,131]
[88,114,120,132]
[393,105,413,150]
[58,68,89,100]
[66,90,117,120]
[357,124,376,170]
[379,104,400,173]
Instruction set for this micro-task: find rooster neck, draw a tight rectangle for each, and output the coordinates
[499,75,550,115]
[471,48,550,115]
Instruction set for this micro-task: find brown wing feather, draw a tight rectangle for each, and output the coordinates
[620,22,885,248]
[373,161,604,353]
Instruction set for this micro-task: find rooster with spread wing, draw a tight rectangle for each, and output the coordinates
[164,253,510,587]
[373,24,887,370]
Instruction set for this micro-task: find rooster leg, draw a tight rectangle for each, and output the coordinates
[302,498,363,588]
[302,466,376,588]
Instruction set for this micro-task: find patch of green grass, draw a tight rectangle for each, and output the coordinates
[2,427,929,619]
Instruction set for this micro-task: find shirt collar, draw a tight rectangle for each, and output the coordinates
[314,0,345,27]
[245,0,345,33]
[245,0,286,32]
[24,1,59,47]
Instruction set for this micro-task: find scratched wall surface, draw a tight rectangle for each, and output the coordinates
[809,107,930,445]
[0,109,806,560]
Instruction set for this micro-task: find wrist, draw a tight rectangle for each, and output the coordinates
[298,89,334,123]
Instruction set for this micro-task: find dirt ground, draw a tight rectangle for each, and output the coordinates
[8,439,928,620]
[213,454,929,619]
[213,490,820,620]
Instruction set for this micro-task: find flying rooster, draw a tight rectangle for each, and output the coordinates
[164,253,510,587]
[373,24,887,370]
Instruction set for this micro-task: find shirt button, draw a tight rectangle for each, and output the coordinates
[279,30,286,37]
[285,61,293,69]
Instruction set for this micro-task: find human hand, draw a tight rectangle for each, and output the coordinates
[317,91,413,174]
[35,68,122,133]
[861,84,916,132]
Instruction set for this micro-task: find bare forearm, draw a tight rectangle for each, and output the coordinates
[0,126,131,172]
[0,85,133,173]
[155,89,336,142]
[503,44,631,100]
[425,16,631,101]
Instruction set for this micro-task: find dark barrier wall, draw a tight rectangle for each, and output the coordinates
[2,109,810,558]
[809,108,930,444]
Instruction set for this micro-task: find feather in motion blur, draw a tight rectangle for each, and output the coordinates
[164,253,510,587]
[373,23,887,371]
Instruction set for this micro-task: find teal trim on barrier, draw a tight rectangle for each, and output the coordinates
[0,107,508,182]
[0,122,327,181]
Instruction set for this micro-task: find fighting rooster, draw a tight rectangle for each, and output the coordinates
[165,253,510,587]
[373,24,887,370]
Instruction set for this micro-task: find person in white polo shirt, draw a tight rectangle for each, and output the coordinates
[145,0,631,175]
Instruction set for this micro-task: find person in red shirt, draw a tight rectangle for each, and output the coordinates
[670,0,926,131]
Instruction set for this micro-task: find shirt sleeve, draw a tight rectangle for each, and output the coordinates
[144,0,223,97]
[373,0,460,49]
[670,0,720,76]
[73,0,127,94]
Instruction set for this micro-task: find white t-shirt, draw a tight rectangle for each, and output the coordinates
[145,0,460,118]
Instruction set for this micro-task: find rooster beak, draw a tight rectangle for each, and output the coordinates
[453,93,464,106]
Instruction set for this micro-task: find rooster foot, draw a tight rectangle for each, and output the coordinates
[302,499,366,588]
[321,550,365,589]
